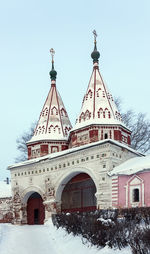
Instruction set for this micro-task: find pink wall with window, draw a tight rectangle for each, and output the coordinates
[116,171,150,208]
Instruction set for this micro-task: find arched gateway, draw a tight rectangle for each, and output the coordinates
[27,192,45,225]
[61,173,96,212]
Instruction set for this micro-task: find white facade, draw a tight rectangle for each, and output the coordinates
[3,36,143,224]
[8,140,140,224]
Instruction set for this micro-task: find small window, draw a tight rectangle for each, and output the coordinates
[67,162,70,166]
[91,156,94,159]
[133,188,139,202]
[104,133,108,139]
[103,165,106,168]
[47,168,49,171]
[96,154,99,158]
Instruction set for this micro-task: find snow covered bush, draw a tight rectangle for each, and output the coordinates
[52,207,150,253]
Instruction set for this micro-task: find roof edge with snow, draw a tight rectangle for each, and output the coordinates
[8,139,143,170]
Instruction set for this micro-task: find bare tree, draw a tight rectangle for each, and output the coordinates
[115,97,150,154]
[15,123,36,162]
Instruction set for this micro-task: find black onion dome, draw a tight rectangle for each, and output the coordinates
[49,61,57,81]
[91,42,100,63]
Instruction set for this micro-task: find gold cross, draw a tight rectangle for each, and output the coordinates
[93,30,97,41]
[50,48,55,61]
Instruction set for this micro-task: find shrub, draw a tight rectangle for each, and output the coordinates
[52,207,150,252]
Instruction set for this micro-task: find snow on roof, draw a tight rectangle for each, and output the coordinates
[109,155,150,176]
[28,81,72,144]
[71,119,128,132]
[73,63,128,131]
[8,139,142,170]
[0,181,12,198]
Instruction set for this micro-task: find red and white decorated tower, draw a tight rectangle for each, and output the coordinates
[69,31,131,148]
[27,49,72,159]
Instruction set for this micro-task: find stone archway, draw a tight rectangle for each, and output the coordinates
[27,192,45,225]
[61,173,96,212]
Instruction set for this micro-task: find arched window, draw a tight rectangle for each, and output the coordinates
[42,126,45,134]
[48,125,53,133]
[97,88,101,97]
[85,110,91,120]
[42,107,48,117]
[61,108,67,117]
[38,126,42,135]
[88,89,92,98]
[98,108,103,118]
[45,108,48,116]
[104,133,108,139]
[79,112,85,123]
[133,188,139,202]
[51,106,58,115]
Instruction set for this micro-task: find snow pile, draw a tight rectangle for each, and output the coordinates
[97,218,113,226]
[110,155,150,176]
[0,220,131,254]
[0,181,11,198]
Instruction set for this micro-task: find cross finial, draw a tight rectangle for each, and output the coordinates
[50,48,55,62]
[93,30,97,42]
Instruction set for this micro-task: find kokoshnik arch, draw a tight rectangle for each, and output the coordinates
[7,31,143,225]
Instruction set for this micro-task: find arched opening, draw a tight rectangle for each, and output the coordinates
[27,192,45,225]
[61,173,96,213]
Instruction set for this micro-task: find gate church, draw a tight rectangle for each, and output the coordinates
[8,32,141,225]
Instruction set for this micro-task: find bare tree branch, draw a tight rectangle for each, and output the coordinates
[15,122,36,162]
[115,98,150,154]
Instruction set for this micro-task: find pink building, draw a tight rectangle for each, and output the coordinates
[110,155,150,208]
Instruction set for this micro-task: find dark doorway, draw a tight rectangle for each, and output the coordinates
[27,192,45,225]
[61,173,96,213]
[34,209,39,224]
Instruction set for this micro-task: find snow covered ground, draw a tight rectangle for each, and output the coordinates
[0,220,131,254]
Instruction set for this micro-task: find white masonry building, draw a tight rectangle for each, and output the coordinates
[8,35,141,225]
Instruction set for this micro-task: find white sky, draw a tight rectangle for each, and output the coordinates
[0,0,150,180]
